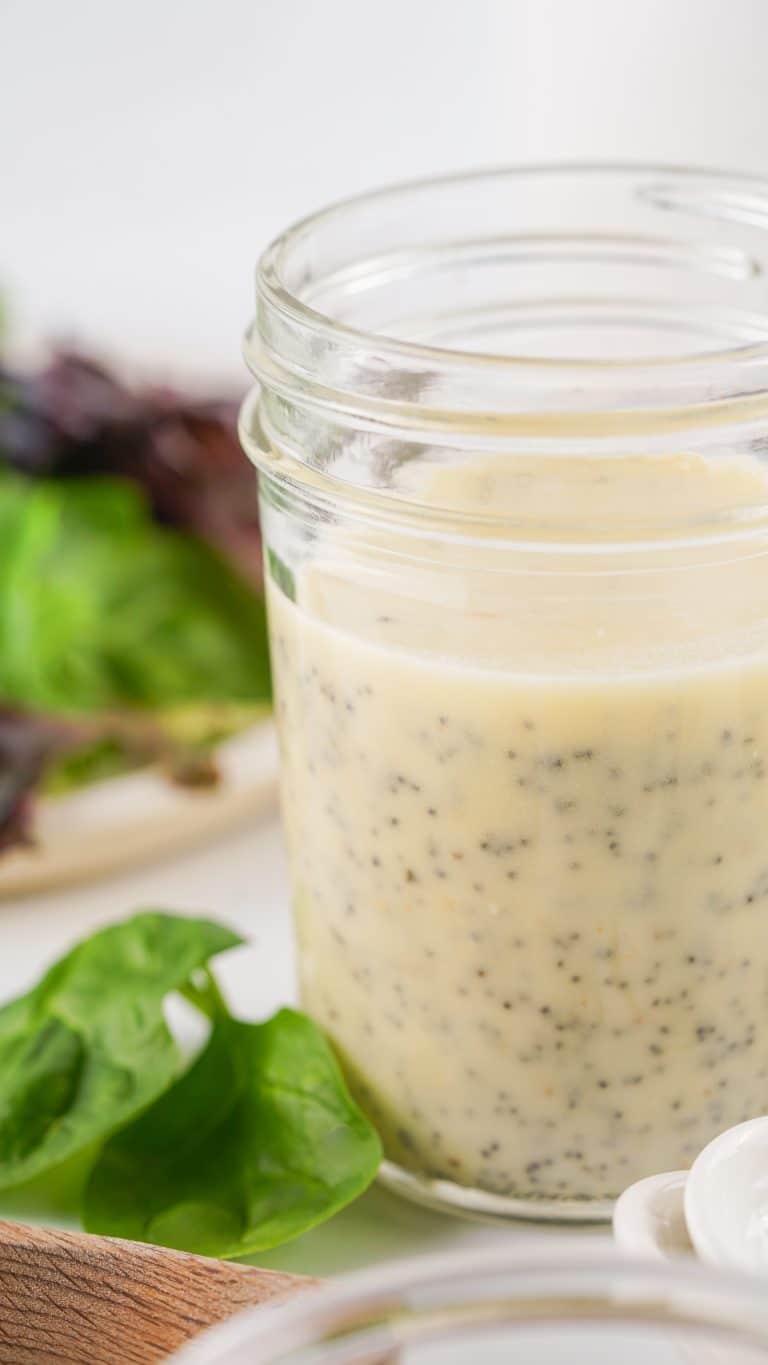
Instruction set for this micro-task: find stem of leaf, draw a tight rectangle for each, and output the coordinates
[179,968,229,1022]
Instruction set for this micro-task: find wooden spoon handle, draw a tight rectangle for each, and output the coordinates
[0,1220,314,1364]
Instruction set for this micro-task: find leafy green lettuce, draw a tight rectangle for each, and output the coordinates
[0,912,242,1188]
[0,473,271,714]
[84,1009,382,1257]
[0,912,382,1257]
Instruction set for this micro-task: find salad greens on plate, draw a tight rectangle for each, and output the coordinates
[0,912,382,1257]
[0,350,271,852]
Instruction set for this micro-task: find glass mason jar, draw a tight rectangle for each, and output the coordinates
[172,1244,768,1365]
[241,166,768,1222]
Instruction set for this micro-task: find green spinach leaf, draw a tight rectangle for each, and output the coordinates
[0,912,242,1189]
[0,473,271,714]
[83,1008,382,1257]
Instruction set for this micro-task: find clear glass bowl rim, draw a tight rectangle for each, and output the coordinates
[170,1240,768,1364]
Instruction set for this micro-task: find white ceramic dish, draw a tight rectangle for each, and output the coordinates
[0,718,278,896]
[613,1170,692,1260]
[613,1146,768,1365]
[614,1117,768,1278]
[685,1117,768,1274]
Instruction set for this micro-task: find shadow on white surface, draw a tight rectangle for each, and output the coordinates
[249,1182,600,1278]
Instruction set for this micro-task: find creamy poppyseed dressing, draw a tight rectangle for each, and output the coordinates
[269,454,768,1202]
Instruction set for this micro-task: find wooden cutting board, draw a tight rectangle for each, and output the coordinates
[0,1220,315,1364]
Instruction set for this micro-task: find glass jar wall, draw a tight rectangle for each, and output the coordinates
[242,167,768,1219]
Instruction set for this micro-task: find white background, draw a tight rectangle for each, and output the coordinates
[0,0,766,1289]
[3,0,768,379]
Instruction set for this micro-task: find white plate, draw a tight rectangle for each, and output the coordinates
[0,719,279,897]
[685,1117,768,1274]
[613,1170,692,1260]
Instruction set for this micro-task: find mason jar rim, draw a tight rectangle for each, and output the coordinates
[171,1240,768,1364]
[252,162,768,382]
[241,164,768,546]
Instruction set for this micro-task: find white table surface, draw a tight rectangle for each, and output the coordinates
[0,807,608,1276]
